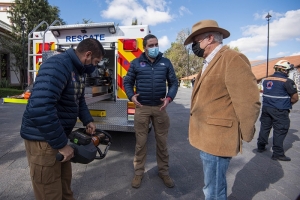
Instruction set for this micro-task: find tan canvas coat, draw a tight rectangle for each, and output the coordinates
[189,46,261,157]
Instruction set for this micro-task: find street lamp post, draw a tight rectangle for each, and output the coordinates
[21,16,26,89]
[266,13,272,78]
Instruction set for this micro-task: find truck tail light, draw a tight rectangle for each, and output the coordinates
[123,39,137,51]
[127,101,136,121]
[39,43,50,51]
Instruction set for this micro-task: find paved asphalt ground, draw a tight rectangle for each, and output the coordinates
[0,87,300,200]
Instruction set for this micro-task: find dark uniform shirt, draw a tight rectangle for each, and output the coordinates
[262,72,298,110]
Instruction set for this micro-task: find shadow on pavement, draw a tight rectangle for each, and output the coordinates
[71,95,205,200]
[228,129,300,200]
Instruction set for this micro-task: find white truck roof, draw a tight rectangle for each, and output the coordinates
[33,23,150,45]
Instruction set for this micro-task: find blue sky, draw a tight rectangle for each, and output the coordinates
[48,0,300,61]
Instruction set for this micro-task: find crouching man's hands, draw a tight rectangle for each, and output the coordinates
[86,122,96,134]
[58,145,74,162]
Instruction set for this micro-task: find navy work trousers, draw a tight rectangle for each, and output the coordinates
[257,106,290,156]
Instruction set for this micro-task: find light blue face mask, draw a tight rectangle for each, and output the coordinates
[148,47,159,58]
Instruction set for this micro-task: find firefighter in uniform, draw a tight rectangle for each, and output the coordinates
[257,60,298,161]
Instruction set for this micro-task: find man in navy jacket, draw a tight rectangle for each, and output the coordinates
[20,38,105,200]
[124,34,178,188]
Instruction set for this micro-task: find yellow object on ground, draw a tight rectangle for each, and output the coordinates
[2,98,28,104]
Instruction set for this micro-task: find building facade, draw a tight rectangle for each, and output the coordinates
[0,0,20,87]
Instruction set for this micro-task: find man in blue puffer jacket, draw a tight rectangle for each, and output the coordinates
[124,34,178,189]
[20,38,105,200]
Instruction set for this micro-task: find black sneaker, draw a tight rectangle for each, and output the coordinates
[271,155,291,161]
[257,148,267,153]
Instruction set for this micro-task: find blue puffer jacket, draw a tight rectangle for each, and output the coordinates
[20,49,93,149]
[124,52,178,106]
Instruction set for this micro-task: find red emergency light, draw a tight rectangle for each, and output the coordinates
[123,39,137,51]
[39,43,50,51]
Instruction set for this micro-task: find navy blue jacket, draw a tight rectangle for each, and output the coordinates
[20,49,93,149]
[262,72,297,110]
[124,52,178,106]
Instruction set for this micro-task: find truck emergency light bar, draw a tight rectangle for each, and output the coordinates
[49,22,116,35]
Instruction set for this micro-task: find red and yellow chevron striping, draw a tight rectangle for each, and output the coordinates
[117,38,144,99]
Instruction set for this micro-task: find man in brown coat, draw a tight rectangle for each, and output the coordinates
[184,20,261,199]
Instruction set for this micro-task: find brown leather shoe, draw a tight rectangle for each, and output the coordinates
[131,175,143,188]
[159,174,175,188]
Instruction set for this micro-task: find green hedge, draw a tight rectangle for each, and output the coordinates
[0,88,24,98]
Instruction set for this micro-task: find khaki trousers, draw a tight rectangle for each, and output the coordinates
[133,104,170,176]
[24,139,74,200]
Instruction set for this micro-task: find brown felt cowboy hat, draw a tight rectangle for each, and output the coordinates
[184,19,230,45]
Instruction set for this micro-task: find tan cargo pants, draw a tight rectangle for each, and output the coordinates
[133,104,170,176]
[24,139,74,200]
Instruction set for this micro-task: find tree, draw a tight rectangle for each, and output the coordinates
[0,0,65,89]
[78,18,94,24]
[164,29,203,80]
[228,45,240,52]
[132,18,137,25]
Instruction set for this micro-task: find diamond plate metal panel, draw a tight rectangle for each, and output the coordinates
[88,99,128,118]
[75,99,135,132]
[42,51,60,61]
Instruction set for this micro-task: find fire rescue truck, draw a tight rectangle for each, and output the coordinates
[17,20,151,132]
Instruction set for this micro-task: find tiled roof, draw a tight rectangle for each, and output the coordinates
[251,55,300,81]
[180,74,197,80]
